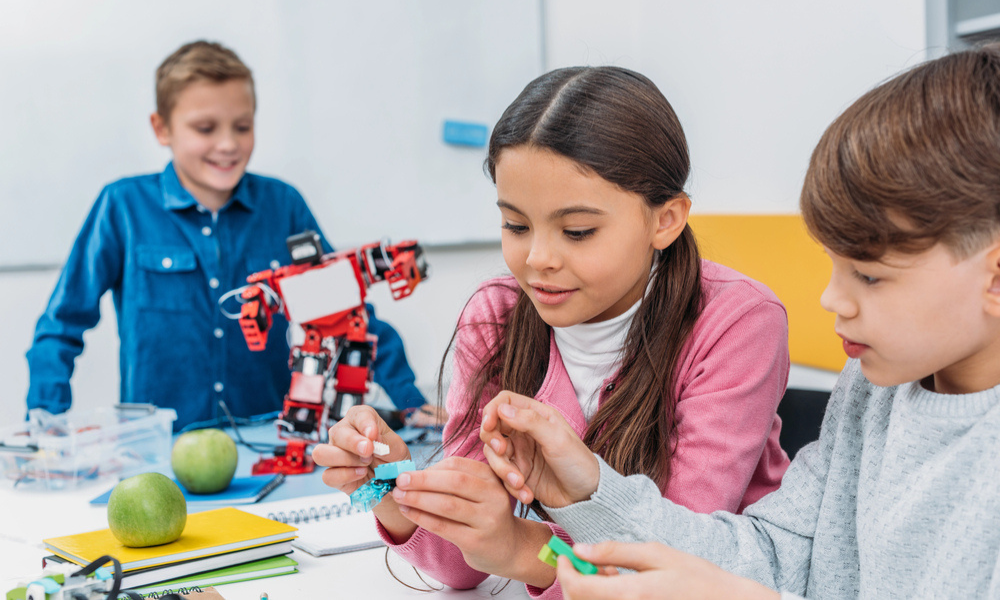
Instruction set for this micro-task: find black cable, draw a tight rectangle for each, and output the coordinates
[68,554,124,599]
[217,399,282,453]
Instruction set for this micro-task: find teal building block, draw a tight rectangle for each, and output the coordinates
[542,535,598,575]
[374,459,416,480]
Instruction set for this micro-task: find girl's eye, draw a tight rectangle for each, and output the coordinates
[565,229,596,241]
[502,222,528,235]
[852,270,879,285]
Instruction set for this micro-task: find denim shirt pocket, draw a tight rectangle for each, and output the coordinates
[134,245,199,311]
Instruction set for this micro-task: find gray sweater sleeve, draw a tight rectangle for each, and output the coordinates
[544,363,859,595]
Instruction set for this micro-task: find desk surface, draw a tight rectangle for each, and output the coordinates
[0,421,530,599]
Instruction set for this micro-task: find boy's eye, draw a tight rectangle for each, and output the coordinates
[564,228,596,241]
[502,222,528,235]
[235,124,253,133]
[194,125,214,134]
[852,270,879,285]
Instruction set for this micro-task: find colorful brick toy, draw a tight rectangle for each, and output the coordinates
[349,459,417,511]
[537,535,599,575]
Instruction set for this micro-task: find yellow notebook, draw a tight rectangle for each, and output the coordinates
[42,507,297,571]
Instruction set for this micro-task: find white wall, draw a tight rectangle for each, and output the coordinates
[0,1,928,426]
[545,0,927,214]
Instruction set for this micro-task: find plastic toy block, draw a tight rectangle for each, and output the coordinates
[538,544,558,568]
[350,479,392,512]
[372,440,389,456]
[540,535,599,575]
[373,459,416,480]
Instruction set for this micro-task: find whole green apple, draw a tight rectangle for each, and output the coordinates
[171,428,238,494]
[108,472,187,547]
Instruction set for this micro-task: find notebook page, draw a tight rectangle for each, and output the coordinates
[242,492,384,556]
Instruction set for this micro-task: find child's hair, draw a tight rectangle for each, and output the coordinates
[802,43,1000,261]
[442,66,703,488]
[155,40,255,123]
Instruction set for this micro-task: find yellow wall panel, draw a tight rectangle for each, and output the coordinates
[687,214,845,373]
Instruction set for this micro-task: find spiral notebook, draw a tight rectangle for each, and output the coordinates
[242,491,384,556]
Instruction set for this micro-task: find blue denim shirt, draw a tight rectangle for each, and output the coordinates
[26,163,425,431]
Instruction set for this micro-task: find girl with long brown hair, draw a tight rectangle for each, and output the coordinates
[313,66,790,597]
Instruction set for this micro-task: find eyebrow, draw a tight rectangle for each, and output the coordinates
[496,200,606,220]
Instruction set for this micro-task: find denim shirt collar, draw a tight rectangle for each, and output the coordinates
[160,161,255,212]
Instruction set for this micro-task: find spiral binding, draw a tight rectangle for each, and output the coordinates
[266,501,365,524]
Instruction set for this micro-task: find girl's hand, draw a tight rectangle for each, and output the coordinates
[390,456,555,588]
[559,542,781,600]
[312,405,410,494]
[311,405,416,540]
[479,391,599,508]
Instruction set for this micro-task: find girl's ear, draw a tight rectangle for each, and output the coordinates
[150,112,171,147]
[652,193,692,250]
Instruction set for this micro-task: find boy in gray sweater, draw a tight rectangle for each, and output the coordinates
[476,44,1000,599]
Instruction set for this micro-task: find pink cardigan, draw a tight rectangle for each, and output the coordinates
[377,260,791,598]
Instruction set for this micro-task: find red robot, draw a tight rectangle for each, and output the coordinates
[234,231,428,475]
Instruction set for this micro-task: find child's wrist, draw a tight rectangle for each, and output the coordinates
[510,518,558,589]
[373,496,418,544]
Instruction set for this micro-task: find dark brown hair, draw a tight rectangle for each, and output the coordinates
[801,43,1000,261]
[155,40,255,123]
[441,66,703,489]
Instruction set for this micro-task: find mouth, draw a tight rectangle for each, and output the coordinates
[838,333,870,359]
[529,282,576,306]
[205,158,240,171]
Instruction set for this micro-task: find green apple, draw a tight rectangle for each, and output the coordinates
[108,472,187,547]
[171,428,238,494]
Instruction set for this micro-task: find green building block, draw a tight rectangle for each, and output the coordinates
[538,544,558,568]
[539,535,599,575]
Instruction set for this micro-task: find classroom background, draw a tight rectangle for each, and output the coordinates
[0,0,979,427]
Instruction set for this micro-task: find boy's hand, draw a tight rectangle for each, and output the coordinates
[559,542,781,600]
[480,391,599,508]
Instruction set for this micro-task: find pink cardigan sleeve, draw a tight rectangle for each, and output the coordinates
[664,297,790,514]
[376,281,568,598]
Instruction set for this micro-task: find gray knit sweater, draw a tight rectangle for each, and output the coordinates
[545,360,1000,598]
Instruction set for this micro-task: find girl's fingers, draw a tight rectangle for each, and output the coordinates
[319,464,370,491]
[390,501,467,542]
[310,442,374,469]
[483,444,534,504]
[328,405,385,458]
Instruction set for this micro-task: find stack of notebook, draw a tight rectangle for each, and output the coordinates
[42,507,299,596]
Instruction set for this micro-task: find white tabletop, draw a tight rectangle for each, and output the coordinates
[0,421,530,599]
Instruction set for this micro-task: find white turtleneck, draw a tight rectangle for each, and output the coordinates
[552,298,641,421]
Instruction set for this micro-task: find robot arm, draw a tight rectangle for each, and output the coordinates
[238,282,278,350]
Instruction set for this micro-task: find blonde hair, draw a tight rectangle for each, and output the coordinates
[155,40,254,123]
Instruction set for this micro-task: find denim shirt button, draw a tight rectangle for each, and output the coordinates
[214,382,224,393]
[214,328,224,339]
[161,257,173,269]
[201,226,212,237]
[209,278,220,289]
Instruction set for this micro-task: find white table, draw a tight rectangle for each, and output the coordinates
[0,421,529,599]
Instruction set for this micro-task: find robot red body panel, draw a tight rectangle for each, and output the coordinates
[233,231,428,475]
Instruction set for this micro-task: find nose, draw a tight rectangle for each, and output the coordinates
[525,235,560,271]
[819,274,858,319]
[216,128,239,152]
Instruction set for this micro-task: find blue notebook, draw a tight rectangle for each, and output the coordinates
[90,474,285,506]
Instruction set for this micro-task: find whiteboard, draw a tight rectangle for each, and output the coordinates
[0,0,542,266]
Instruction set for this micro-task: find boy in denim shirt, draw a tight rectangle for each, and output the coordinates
[26,40,426,431]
